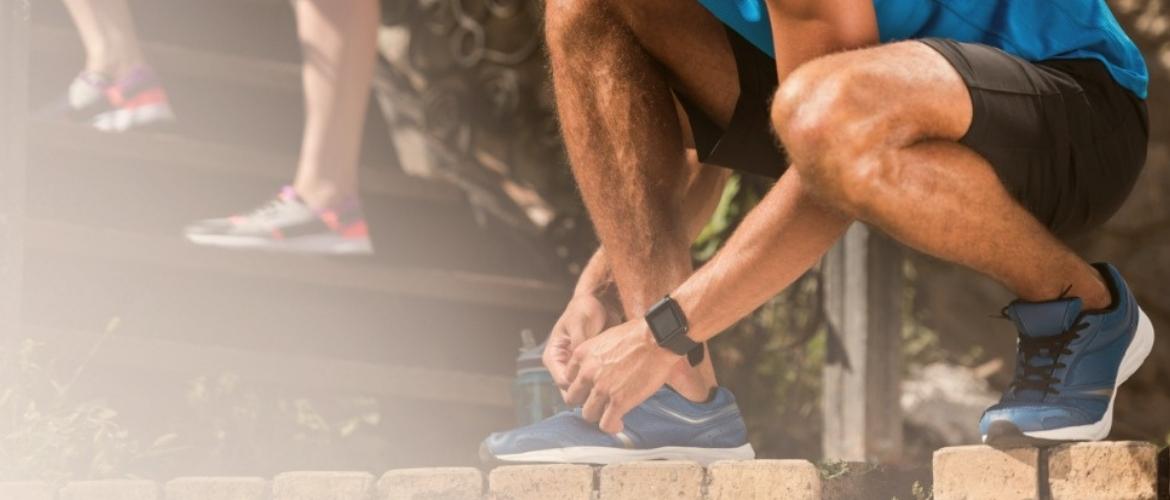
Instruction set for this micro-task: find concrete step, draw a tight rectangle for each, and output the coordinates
[933,442,1160,500]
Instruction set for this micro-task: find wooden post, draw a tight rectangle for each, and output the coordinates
[822,223,904,462]
[0,0,29,338]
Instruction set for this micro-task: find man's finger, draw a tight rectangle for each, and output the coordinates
[581,387,607,423]
[564,371,593,406]
[543,331,571,390]
[599,398,626,434]
[565,349,583,385]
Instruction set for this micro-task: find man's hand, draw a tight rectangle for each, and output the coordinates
[543,294,612,397]
[564,319,683,433]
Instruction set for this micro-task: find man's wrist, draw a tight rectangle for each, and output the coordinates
[638,322,684,359]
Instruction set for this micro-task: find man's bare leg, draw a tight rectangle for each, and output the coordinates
[63,0,146,78]
[544,0,740,400]
[773,42,1110,308]
[292,0,379,210]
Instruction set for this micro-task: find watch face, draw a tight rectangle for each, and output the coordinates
[648,306,683,341]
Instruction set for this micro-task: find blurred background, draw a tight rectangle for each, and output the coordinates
[0,0,1167,485]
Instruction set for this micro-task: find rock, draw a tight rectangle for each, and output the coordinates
[60,480,159,500]
[598,461,703,500]
[377,467,481,500]
[706,460,821,500]
[272,472,373,500]
[164,477,267,500]
[0,482,54,500]
[932,445,1039,500]
[488,464,592,500]
[1048,441,1158,500]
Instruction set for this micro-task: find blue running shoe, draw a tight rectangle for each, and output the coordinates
[480,386,755,465]
[980,263,1154,447]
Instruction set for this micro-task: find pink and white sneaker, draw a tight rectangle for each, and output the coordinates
[44,65,176,132]
[183,186,373,255]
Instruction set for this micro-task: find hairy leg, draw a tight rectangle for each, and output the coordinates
[773,42,1110,308]
[292,0,380,210]
[545,0,739,400]
[63,0,145,77]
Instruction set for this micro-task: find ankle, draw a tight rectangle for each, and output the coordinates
[85,57,146,82]
[1076,268,1113,310]
[293,182,357,211]
[667,366,717,403]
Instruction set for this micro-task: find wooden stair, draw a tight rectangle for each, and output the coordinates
[16,0,573,471]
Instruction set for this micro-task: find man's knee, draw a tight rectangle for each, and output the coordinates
[771,53,916,212]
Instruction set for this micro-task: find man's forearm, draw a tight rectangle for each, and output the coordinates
[672,170,850,343]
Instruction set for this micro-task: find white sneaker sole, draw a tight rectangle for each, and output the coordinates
[93,103,176,132]
[491,443,755,466]
[984,307,1155,443]
[185,232,373,256]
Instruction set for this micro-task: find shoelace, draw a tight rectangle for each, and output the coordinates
[246,197,294,220]
[1010,319,1090,395]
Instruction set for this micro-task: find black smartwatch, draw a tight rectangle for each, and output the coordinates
[645,295,704,366]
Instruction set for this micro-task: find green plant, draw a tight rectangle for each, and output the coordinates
[0,319,148,481]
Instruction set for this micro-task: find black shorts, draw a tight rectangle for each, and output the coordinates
[678,32,1149,237]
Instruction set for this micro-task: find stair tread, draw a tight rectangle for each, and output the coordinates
[24,219,570,312]
[33,24,301,93]
[29,120,463,205]
[28,325,513,408]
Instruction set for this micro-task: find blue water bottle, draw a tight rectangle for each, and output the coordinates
[513,330,569,426]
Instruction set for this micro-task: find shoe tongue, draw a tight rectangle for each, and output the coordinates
[1006,297,1083,338]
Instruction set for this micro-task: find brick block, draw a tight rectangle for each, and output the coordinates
[377,467,481,500]
[164,477,267,500]
[488,464,592,500]
[598,461,703,500]
[933,445,1039,500]
[707,460,821,500]
[60,480,159,500]
[272,472,373,500]
[0,481,55,500]
[1048,441,1157,500]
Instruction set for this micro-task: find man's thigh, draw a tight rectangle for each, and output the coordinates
[916,39,1149,236]
[798,38,1147,237]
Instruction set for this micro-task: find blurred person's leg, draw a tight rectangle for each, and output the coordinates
[48,0,174,131]
[184,0,377,255]
[291,0,379,210]
[64,0,144,78]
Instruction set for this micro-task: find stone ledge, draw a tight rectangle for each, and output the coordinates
[377,467,482,500]
[707,460,820,500]
[488,464,592,500]
[4,447,1163,500]
[59,480,160,500]
[1048,441,1158,500]
[0,482,55,500]
[599,461,704,500]
[272,471,374,500]
[933,445,1039,500]
[164,477,267,500]
[933,442,1162,500]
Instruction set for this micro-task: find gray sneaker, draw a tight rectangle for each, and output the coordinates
[184,186,372,255]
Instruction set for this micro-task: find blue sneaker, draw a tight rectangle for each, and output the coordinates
[980,263,1154,447]
[480,386,755,464]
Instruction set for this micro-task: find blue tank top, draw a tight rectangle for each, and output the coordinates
[698,0,1149,98]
